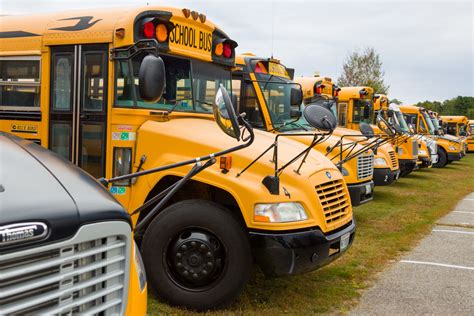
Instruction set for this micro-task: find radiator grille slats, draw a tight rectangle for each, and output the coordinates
[0,227,128,315]
[316,179,351,227]
[357,154,374,180]
[388,150,398,168]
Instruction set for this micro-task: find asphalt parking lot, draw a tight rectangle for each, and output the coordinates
[351,193,474,315]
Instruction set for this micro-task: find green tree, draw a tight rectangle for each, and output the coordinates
[337,47,389,94]
[390,98,403,105]
[415,96,474,118]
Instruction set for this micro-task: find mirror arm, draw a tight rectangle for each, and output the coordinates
[134,159,215,235]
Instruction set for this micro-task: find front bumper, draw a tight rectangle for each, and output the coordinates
[347,180,374,206]
[249,219,356,277]
[447,152,462,162]
[373,168,400,186]
[398,159,417,174]
[419,157,432,168]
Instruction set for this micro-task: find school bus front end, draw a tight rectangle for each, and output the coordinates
[468,120,474,152]
[295,75,375,205]
[440,115,469,155]
[337,87,400,185]
[400,105,463,168]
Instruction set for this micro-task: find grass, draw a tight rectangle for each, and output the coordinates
[147,154,474,315]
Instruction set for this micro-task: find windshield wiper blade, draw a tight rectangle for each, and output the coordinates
[167,98,214,114]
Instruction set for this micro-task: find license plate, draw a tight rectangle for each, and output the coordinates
[365,183,372,195]
[340,233,350,251]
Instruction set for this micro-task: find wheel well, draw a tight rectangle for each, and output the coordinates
[137,176,246,230]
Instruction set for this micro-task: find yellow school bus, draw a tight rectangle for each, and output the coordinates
[336,87,400,185]
[440,115,469,154]
[233,54,375,206]
[0,6,356,310]
[399,105,463,167]
[372,94,421,175]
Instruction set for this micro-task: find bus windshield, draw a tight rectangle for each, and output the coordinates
[422,112,436,134]
[394,110,410,133]
[254,72,305,131]
[431,117,441,130]
[115,53,231,113]
[352,99,374,124]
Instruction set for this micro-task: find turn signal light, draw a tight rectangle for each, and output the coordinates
[156,23,168,42]
[215,42,224,56]
[220,156,232,172]
[143,21,155,39]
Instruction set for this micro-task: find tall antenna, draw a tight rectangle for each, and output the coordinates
[271,0,275,58]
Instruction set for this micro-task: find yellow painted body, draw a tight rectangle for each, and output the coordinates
[235,58,373,192]
[399,105,463,156]
[440,115,469,153]
[0,5,354,295]
[337,87,399,172]
[468,120,474,152]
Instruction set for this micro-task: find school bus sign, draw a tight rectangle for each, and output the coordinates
[169,17,213,60]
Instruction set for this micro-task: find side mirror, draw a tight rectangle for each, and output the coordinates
[139,54,166,102]
[290,109,302,118]
[213,85,241,140]
[290,87,303,106]
[303,104,337,132]
[359,123,374,138]
[376,116,395,137]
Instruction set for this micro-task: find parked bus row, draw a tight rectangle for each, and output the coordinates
[0,6,471,314]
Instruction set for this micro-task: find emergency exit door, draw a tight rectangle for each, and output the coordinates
[49,44,108,178]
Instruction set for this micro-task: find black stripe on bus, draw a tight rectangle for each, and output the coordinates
[0,31,40,38]
[0,111,42,121]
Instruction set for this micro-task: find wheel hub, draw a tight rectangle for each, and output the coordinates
[168,230,224,288]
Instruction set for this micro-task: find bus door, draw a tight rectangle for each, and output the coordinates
[49,44,108,178]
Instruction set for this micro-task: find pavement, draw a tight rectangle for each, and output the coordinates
[351,193,474,315]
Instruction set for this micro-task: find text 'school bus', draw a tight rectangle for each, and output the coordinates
[400,105,463,168]
[377,100,438,168]
[0,132,147,315]
[318,85,400,186]
[0,6,355,310]
[232,54,375,206]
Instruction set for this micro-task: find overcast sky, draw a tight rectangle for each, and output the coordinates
[1,0,472,104]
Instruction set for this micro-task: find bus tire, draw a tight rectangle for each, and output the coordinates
[433,148,447,168]
[141,199,251,311]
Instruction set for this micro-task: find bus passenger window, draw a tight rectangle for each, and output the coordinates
[0,59,40,111]
[241,82,264,129]
[231,79,241,107]
[338,103,347,126]
[52,55,73,111]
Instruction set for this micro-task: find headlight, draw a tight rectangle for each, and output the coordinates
[374,157,388,166]
[341,166,349,176]
[254,202,308,223]
[133,240,147,292]
[418,149,427,156]
[397,147,404,155]
[448,146,456,151]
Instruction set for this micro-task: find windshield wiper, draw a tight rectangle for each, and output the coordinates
[166,98,214,114]
[270,119,308,132]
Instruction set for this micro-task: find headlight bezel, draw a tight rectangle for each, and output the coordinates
[254,202,309,223]
[374,157,388,167]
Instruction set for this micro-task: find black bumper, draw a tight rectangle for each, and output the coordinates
[373,168,400,186]
[419,157,432,168]
[398,159,417,174]
[348,180,374,206]
[249,220,356,277]
[447,152,462,162]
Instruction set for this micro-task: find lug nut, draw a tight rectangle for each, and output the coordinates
[177,262,182,268]
[176,252,182,258]
[193,273,198,279]
[200,244,206,250]
[207,262,213,267]
[183,270,189,276]
[202,270,208,275]
[191,241,196,247]
[181,245,187,250]
[206,252,212,257]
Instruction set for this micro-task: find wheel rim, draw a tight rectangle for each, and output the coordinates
[165,228,227,291]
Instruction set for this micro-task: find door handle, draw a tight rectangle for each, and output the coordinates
[80,114,89,119]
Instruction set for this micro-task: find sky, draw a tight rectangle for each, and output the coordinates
[1,0,472,104]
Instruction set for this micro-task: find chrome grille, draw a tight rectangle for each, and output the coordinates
[357,154,374,180]
[315,179,350,227]
[412,139,418,156]
[388,151,398,168]
[0,222,130,315]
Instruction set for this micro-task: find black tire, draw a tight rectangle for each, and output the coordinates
[433,148,447,168]
[141,199,251,311]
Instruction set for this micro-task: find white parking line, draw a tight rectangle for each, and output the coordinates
[400,260,474,271]
[453,211,474,214]
[433,229,474,235]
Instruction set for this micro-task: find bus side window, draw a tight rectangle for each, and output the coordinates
[338,103,347,126]
[241,82,264,129]
[0,58,40,111]
[231,79,241,109]
[419,117,426,132]
[83,52,106,111]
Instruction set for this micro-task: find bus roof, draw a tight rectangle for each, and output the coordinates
[338,86,374,100]
[0,6,220,55]
[440,115,469,123]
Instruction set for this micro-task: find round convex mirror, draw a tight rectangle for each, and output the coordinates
[213,85,241,140]
[376,116,395,137]
[139,54,166,102]
[303,103,337,132]
[359,123,374,138]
